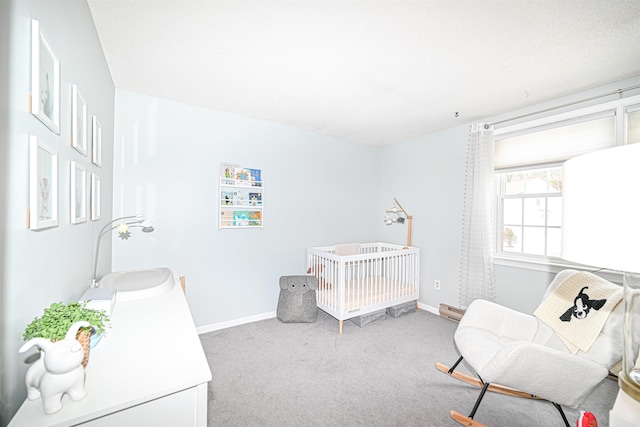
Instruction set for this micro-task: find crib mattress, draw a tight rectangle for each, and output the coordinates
[317,276,417,312]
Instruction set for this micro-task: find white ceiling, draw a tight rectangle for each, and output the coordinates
[87,0,640,146]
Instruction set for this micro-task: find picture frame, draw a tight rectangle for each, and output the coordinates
[29,136,58,230]
[90,173,101,221]
[71,84,88,156]
[30,19,60,135]
[91,116,102,167]
[70,161,87,224]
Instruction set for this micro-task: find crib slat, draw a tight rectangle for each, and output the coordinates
[307,243,420,332]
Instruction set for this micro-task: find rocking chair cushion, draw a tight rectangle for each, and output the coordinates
[478,336,607,407]
[454,300,539,370]
[453,269,622,409]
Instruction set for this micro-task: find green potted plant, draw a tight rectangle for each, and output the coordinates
[23,301,110,366]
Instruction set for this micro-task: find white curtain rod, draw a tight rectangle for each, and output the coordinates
[484,83,640,130]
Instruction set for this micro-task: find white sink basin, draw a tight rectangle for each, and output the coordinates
[98,268,175,301]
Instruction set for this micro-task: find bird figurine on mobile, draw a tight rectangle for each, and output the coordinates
[384,197,413,247]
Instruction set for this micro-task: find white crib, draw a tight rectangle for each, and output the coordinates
[307,242,420,333]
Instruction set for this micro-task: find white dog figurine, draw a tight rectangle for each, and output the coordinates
[19,321,89,414]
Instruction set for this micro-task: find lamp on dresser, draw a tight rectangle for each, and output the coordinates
[561,143,640,412]
[91,214,155,287]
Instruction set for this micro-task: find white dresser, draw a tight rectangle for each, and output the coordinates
[610,389,640,427]
[9,277,212,427]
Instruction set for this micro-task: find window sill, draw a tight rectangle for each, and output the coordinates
[493,254,623,283]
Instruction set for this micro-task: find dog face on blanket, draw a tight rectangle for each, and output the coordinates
[560,286,606,322]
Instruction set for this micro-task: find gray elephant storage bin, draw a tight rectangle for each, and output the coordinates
[277,275,318,323]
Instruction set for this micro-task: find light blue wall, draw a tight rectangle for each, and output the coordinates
[1,1,114,423]
[111,90,381,327]
[0,1,11,422]
[378,125,469,312]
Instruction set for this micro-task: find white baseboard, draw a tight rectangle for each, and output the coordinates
[197,303,440,335]
[197,311,276,335]
[418,302,439,315]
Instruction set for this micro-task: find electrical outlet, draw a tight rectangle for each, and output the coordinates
[434,280,441,290]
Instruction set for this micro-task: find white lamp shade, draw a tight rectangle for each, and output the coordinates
[562,143,640,273]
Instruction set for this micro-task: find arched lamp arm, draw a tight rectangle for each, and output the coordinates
[91,215,151,287]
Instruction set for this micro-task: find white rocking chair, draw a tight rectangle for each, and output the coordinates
[437,269,623,427]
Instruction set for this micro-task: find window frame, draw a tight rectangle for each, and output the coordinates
[496,166,564,259]
[492,94,640,278]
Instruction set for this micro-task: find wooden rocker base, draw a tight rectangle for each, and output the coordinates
[450,410,487,427]
[435,362,541,400]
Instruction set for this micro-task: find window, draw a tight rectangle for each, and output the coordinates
[498,167,562,257]
[627,106,640,144]
[494,95,640,264]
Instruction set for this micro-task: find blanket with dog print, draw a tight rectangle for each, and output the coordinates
[534,271,622,354]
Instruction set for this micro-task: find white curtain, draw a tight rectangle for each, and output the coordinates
[459,122,496,308]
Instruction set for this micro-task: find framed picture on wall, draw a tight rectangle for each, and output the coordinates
[90,173,101,221]
[71,84,88,156]
[91,116,102,167]
[70,161,87,224]
[30,19,60,135]
[29,136,58,230]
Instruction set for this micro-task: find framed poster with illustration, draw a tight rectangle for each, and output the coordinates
[29,136,58,230]
[30,19,60,134]
[70,161,87,224]
[90,173,101,221]
[71,84,88,156]
[92,116,102,167]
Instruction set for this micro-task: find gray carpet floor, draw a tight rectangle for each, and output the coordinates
[199,309,618,426]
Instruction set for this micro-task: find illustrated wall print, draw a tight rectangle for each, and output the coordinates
[70,161,87,224]
[90,174,101,221]
[29,136,59,230]
[30,19,60,134]
[71,84,88,156]
[91,116,102,167]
